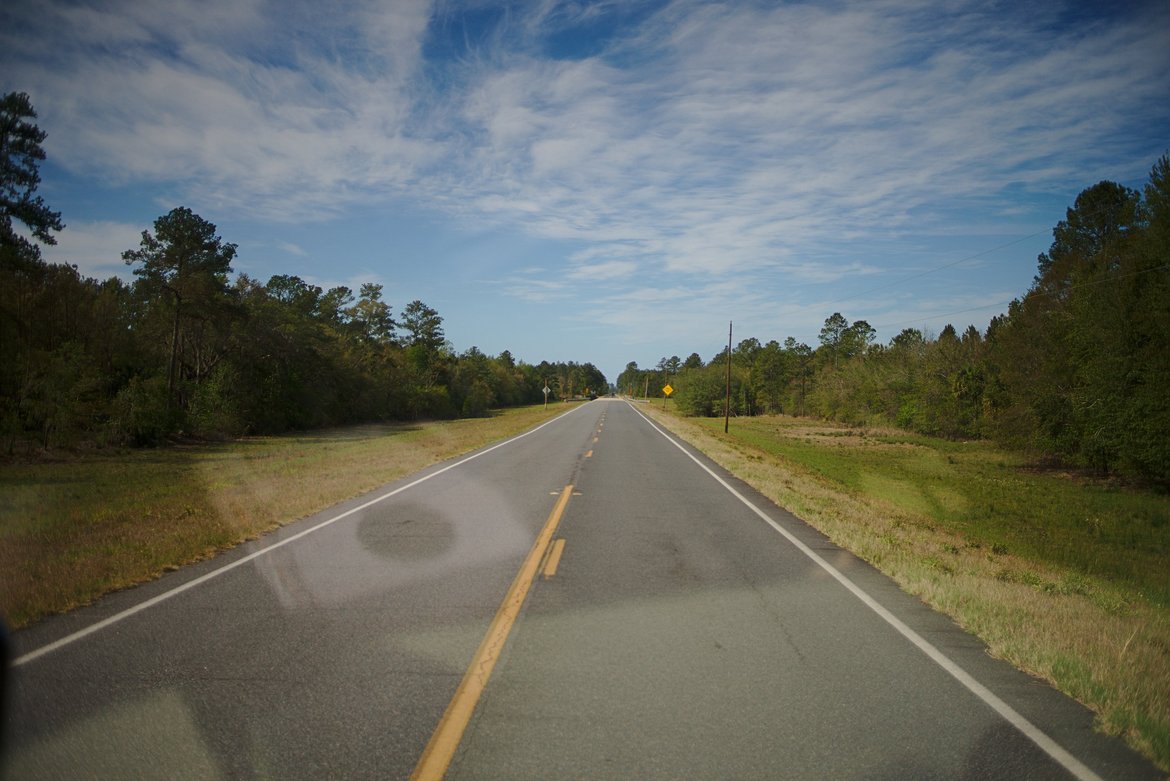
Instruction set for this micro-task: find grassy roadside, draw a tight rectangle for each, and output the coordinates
[0,403,572,629]
[642,402,1170,772]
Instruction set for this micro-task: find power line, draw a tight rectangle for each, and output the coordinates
[872,263,1170,332]
[816,188,1146,315]
[873,300,1015,332]
[827,230,1049,307]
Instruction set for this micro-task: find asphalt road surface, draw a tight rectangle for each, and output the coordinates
[3,399,1161,779]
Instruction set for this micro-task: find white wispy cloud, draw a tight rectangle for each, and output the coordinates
[431,0,1168,333]
[4,0,1168,354]
[498,275,570,303]
[39,220,145,279]
[4,0,437,219]
[569,260,637,282]
[278,242,309,257]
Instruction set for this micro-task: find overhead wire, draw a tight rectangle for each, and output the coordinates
[872,262,1170,332]
[718,177,1155,348]
[813,187,1156,334]
[825,229,1050,307]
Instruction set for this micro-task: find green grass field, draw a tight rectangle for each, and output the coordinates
[645,405,1170,771]
[726,419,1170,607]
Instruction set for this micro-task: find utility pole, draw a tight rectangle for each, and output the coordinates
[724,320,733,433]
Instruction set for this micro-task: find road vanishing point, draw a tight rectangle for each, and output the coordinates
[4,399,1162,779]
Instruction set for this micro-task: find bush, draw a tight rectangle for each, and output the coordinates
[108,374,173,446]
[461,379,494,418]
[188,364,244,438]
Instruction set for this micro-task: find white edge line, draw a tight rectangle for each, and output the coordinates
[14,404,591,667]
[628,403,1104,781]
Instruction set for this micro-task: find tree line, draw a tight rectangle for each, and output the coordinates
[1,93,606,451]
[621,156,1170,485]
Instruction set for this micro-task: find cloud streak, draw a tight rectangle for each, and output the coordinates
[30,220,144,280]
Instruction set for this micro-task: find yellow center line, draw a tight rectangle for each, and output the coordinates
[409,485,574,781]
[543,539,567,578]
[585,450,593,458]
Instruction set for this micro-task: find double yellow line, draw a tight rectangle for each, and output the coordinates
[410,485,574,780]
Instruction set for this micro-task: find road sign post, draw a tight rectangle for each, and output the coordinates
[725,321,733,433]
[662,384,673,409]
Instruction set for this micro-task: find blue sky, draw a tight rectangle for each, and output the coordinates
[4,0,1168,383]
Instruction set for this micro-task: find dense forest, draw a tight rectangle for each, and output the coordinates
[0,93,606,451]
[620,156,1170,485]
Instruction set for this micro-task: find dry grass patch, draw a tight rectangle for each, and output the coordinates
[0,405,570,628]
[643,406,1170,772]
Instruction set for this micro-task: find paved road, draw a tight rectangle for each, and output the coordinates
[3,400,1161,779]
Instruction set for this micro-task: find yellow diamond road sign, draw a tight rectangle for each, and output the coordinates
[662,384,673,396]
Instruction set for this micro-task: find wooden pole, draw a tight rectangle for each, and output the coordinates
[724,321,732,433]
